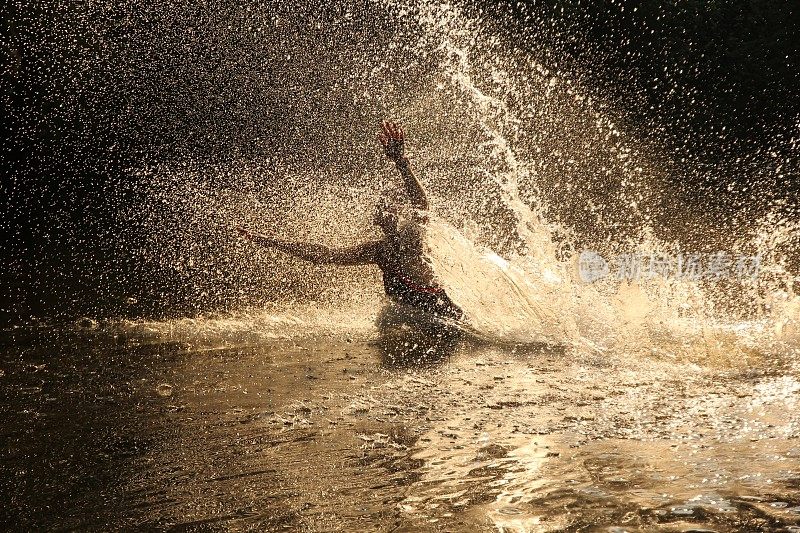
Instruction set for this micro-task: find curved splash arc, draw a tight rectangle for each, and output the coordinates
[423,218,578,345]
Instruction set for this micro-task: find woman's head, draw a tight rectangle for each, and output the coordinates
[373,198,399,235]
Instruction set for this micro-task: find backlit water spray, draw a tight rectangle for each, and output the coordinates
[123,1,798,367]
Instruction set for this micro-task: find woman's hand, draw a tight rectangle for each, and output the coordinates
[377,120,428,209]
[377,120,406,163]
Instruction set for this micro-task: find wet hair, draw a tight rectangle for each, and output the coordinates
[374,198,399,232]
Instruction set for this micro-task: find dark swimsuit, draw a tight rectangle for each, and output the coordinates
[382,270,463,320]
[376,216,463,321]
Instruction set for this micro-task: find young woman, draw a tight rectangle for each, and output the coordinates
[237,121,462,320]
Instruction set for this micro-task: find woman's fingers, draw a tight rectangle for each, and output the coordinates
[379,120,404,140]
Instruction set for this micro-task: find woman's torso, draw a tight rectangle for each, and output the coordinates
[375,216,437,287]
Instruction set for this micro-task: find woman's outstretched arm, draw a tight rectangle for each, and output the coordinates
[237,227,381,265]
[378,120,429,210]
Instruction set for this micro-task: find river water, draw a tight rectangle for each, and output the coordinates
[2,308,799,531]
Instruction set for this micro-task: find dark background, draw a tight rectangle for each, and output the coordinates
[2,0,798,326]
[519,0,800,208]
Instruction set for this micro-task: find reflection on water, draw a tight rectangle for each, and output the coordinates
[375,303,465,367]
[2,325,799,531]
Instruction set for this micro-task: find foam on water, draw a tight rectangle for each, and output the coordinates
[113,300,383,347]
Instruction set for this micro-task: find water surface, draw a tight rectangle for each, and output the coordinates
[3,322,799,531]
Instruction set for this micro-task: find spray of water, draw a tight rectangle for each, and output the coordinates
[115,0,798,368]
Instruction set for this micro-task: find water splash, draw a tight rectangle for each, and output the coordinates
[108,0,799,369]
[403,1,798,364]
